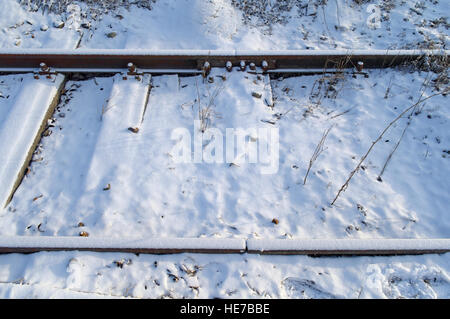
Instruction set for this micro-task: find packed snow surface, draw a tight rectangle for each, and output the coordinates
[3,68,449,240]
[1,0,448,50]
[0,251,449,298]
[0,74,64,208]
[0,0,448,299]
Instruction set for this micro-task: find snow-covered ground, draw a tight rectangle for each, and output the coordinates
[1,0,448,50]
[0,251,449,298]
[0,0,449,299]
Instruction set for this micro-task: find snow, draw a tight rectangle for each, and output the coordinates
[247,239,450,253]
[2,1,448,51]
[1,48,448,56]
[0,236,246,251]
[82,74,151,192]
[4,68,448,240]
[0,251,449,298]
[0,74,65,208]
[0,0,80,49]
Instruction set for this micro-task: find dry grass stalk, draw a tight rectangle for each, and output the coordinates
[331,87,449,205]
[303,126,333,185]
[310,55,351,107]
[377,74,432,180]
[195,77,224,133]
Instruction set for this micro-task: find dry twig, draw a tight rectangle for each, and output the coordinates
[304,126,333,185]
[331,88,449,205]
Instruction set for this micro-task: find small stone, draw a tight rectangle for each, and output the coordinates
[53,21,65,29]
[106,31,117,38]
[33,194,43,202]
[77,222,85,227]
[103,183,111,191]
[272,218,279,225]
[81,22,91,29]
[252,92,262,99]
[40,24,48,31]
[128,127,139,134]
[79,231,89,237]
[58,112,66,118]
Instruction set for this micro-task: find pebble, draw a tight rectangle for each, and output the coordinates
[106,31,117,38]
[53,21,65,29]
[252,92,262,99]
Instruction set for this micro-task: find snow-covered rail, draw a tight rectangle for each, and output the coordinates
[0,237,246,254]
[247,239,450,255]
[0,49,447,73]
[0,237,448,256]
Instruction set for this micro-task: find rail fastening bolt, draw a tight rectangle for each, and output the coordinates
[127,62,136,73]
[40,62,48,71]
[357,61,364,72]
[202,61,211,78]
[240,60,246,71]
[226,61,233,72]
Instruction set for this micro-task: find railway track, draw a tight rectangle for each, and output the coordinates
[0,49,448,256]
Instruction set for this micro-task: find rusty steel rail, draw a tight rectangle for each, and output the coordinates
[0,237,247,255]
[0,49,448,73]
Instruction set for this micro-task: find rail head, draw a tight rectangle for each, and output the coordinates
[0,49,447,72]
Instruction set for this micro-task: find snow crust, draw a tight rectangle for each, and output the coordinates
[1,48,449,56]
[0,74,64,208]
[0,250,449,298]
